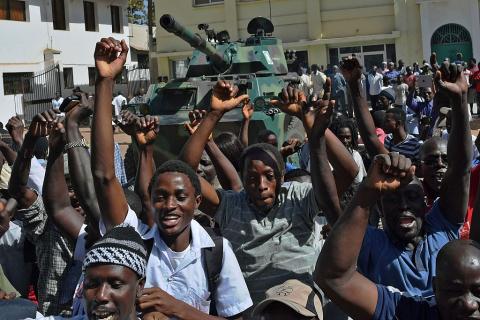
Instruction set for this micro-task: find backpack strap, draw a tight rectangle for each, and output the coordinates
[144,238,154,260]
[202,227,224,315]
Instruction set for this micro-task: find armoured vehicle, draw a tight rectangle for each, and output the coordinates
[125,14,303,176]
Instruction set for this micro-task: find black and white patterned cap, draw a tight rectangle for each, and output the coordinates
[83,226,147,278]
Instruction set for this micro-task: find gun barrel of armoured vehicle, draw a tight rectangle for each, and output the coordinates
[160,14,229,72]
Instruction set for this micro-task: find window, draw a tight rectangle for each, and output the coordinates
[137,53,149,68]
[328,48,339,66]
[83,1,95,31]
[193,0,223,6]
[0,0,26,21]
[88,67,96,86]
[52,0,66,30]
[115,67,127,84]
[63,67,74,89]
[3,72,33,95]
[386,43,396,64]
[111,5,121,33]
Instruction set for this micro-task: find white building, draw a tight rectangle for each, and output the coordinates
[0,0,130,123]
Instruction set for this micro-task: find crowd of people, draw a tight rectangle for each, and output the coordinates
[1,37,480,320]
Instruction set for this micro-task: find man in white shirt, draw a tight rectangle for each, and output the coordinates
[111,91,126,120]
[91,37,252,319]
[311,64,327,99]
[51,93,64,110]
[367,65,383,111]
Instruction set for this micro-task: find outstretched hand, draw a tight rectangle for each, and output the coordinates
[434,61,468,106]
[364,153,415,193]
[94,37,128,80]
[135,115,160,146]
[210,80,249,114]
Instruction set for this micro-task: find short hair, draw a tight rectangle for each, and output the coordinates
[149,160,201,196]
[239,143,285,182]
[257,129,277,144]
[372,110,386,128]
[330,116,359,150]
[214,132,244,171]
[420,136,447,159]
[386,107,406,125]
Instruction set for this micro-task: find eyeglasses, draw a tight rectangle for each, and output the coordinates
[421,154,448,166]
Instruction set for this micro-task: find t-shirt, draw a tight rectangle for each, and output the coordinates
[384,134,421,161]
[215,182,319,306]
[373,285,438,320]
[358,200,461,298]
[352,150,366,184]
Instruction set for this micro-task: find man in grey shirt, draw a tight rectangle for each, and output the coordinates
[180,80,358,312]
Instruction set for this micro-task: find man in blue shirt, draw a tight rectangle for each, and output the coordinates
[338,58,471,297]
[316,61,475,320]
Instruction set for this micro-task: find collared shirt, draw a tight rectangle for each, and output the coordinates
[368,72,384,96]
[384,134,421,161]
[358,200,461,298]
[215,182,319,306]
[17,195,74,316]
[90,210,252,318]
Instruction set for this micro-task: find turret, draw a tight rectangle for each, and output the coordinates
[159,14,230,73]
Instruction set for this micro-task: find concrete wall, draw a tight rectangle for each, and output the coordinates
[0,0,130,123]
[418,0,480,61]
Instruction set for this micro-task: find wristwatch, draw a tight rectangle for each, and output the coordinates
[64,138,89,153]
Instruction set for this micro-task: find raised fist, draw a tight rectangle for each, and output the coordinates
[94,37,128,80]
[364,153,415,193]
[135,115,159,146]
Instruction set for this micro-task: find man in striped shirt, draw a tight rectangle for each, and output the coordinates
[383,107,422,162]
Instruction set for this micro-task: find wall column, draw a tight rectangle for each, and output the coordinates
[224,0,239,41]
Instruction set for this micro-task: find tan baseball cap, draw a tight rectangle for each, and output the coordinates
[252,279,323,319]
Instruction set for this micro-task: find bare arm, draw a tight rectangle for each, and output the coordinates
[179,81,248,216]
[91,37,129,230]
[65,99,101,236]
[326,129,359,197]
[133,115,160,228]
[239,103,253,147]
[43,123,85,240]
[0,141,16,166]
[8,110,56,209]
[437,63,472,224]
[315,154,415,320]
[139,288,240,320]
[341,59,388,158]
[205,140,242,192]
[184,110,242,192]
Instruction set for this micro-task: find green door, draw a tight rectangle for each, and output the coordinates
[431,24,473,62]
